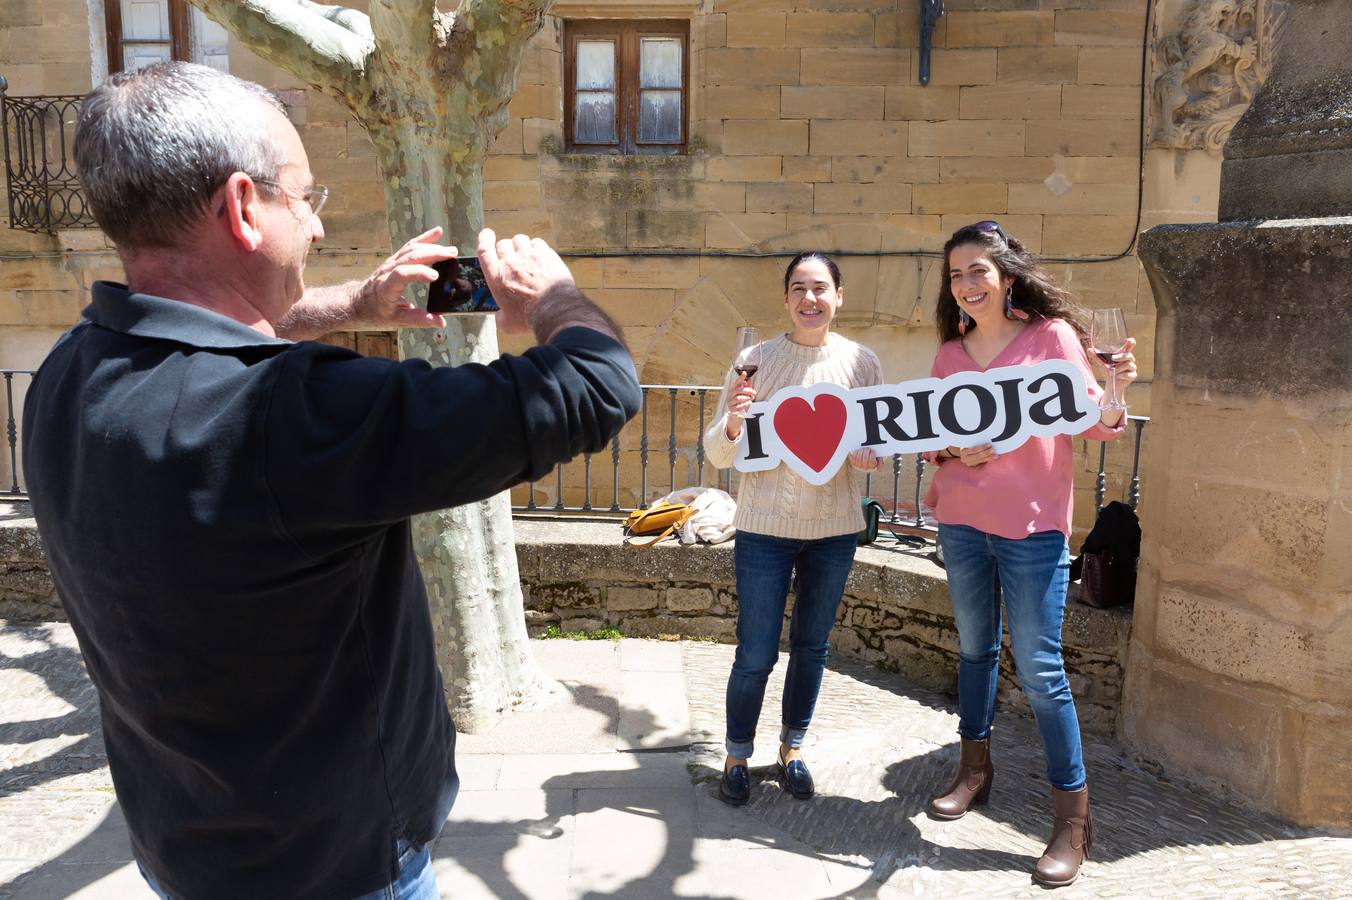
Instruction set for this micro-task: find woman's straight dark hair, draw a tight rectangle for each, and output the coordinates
[935,223,1089,346]
[783,251,842,291]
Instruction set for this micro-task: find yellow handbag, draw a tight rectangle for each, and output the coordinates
[623,501,698,547]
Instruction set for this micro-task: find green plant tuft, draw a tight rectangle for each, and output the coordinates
[539,625,622,641]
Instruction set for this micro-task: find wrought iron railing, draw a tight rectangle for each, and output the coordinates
[510,385,1150,537]
[1094,415,1148,513]
[0,370,35,496]
[513,384,731,514]
[0,374,1147,519]
[1,76,95,233]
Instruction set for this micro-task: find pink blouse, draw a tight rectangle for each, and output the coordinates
[924,318,1124,539]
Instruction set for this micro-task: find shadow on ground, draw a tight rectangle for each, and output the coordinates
[2,628,1348,899]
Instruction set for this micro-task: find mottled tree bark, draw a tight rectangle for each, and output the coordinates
[191,0,560,732]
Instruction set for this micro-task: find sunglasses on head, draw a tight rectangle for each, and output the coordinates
[967,219,1009,246]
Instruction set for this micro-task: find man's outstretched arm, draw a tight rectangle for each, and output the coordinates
[276,227,454,341]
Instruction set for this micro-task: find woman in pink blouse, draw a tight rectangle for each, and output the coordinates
[923,221,1137,888]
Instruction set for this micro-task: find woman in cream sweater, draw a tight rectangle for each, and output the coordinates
[704,252,883,806]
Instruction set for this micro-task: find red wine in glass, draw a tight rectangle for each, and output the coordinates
[732,327,761,418]
[1089,308,1129,411]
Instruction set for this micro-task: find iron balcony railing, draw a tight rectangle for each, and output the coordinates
[0,375,1147,521]
[1,76,96,233]
[511,384,1150,537]
[0,370,34,496]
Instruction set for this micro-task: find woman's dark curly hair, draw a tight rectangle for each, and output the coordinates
[935,222,1089,346]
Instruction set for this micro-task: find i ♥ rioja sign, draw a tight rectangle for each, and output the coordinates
[734,360,1099,486]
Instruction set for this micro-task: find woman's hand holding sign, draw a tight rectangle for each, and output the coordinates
[957,443,998,468]
[848,448,885,471]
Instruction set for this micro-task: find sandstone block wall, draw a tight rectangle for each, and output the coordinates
[3,0,1207,534]
[515,520,1131,735]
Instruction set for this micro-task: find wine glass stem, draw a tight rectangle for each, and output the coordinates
[1105,365,1118,407]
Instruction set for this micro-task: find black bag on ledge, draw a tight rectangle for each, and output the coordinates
[1070,500,1141,608]
[858,498,885,545]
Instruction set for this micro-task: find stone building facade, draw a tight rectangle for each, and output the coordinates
[1,0,1275,534]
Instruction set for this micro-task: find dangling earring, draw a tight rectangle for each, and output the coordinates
[1005,285,1029,321]
[958,309,973,335]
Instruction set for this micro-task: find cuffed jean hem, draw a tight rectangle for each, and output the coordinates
[725,725,808,760]
[725,737,755,759]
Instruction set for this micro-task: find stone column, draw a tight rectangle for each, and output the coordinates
[1128,0,1352,828]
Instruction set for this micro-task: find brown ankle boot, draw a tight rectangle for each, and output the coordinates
[927,737,994,820]
[1033,786,1093,887]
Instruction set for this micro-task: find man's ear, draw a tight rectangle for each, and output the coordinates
[219,172,265,252]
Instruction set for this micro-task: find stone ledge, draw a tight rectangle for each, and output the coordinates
[0,508,1133,733]
[513,517,1133,735]
[0,502,60,621]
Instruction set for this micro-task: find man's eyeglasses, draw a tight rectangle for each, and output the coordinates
[968,219,1008,246]
[253,177,329,216]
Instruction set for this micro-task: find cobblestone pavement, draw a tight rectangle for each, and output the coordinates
[683,642,1352,899]
[2,621,1350,899]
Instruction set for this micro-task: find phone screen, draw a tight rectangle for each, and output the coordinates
[426,257,500,315]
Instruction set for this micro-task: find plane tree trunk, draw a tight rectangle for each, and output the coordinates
[191,0,561,732]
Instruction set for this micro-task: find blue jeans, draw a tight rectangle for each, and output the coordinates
[138,838,437,900]
[938,523,1086,791]
[725,530,857,759]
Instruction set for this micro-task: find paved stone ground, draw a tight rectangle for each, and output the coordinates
[2,621,1349,899]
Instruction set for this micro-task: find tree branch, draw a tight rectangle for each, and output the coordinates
[438,0,555,118]
[297,1,374,42]
[188,0,373,98]
[367,0,438,62]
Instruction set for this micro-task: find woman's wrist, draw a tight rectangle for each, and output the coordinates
[1099,408,1125,428]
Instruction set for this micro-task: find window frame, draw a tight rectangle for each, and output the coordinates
[105,0,192,76]
[563,19,690,156]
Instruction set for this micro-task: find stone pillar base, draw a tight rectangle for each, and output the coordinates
[1130,217,1352,828]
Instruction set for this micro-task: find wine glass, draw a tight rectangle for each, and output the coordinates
[732,326,761,419]
[1089,308,1129,411]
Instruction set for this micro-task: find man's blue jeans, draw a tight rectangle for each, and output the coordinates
[139,837,438,900]
[938,523,1086,791]
[725,530,857,760]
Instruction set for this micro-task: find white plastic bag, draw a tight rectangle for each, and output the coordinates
[649,486,736,544]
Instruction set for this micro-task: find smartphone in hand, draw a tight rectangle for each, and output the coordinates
[427,257,500,315]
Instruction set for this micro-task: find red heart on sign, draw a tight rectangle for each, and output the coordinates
[773,393,848,473]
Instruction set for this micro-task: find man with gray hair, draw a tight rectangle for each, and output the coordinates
[23,61,639,899]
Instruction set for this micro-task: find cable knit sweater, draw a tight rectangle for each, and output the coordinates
[704,332,883,540]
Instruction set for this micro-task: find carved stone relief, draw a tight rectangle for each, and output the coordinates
[1150,0,1290,150]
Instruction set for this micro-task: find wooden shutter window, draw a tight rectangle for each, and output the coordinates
[564,20,688,155]
[106,0,192,76]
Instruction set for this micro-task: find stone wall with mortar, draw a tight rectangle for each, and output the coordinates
[0,506,59,621]
[3,0,1227,536]
[494,0,1191,534]
[514,519,1132,735]
[0,512,1132,735]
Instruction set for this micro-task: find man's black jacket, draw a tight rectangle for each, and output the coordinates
[22,282,640,899]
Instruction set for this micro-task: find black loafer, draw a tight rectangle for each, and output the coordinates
[777,757,814,800]
[719,763,750,806]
